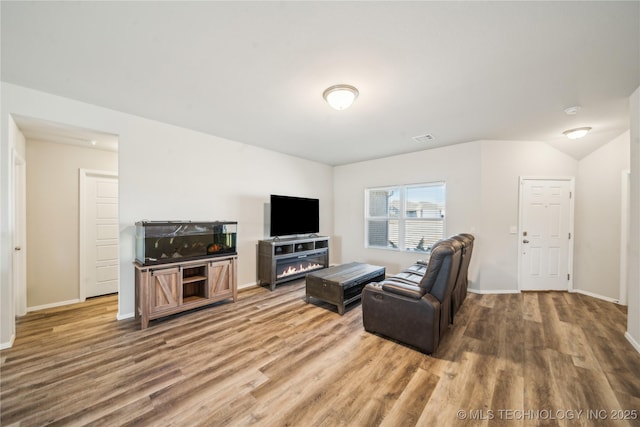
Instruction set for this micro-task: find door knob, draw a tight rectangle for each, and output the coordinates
[14,246,21,251]
[523,240,529,244]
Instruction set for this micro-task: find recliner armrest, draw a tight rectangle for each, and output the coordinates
[380,281,424,299]
[362,282,442,354]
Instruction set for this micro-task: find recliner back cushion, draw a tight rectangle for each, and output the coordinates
[454,234,474,283]
[460,234,474,264]
[417,240,454,295]
[429,240,462,302]
[451,234,472,288]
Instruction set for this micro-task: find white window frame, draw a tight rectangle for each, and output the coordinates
[364,181,446,253]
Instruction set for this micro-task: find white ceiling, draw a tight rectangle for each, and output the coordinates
[2,1,639,165]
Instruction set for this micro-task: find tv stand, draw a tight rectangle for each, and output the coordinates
[258,236,329,290]
[134,255,237,329]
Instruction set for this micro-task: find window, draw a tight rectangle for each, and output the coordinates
[365,182,445,252]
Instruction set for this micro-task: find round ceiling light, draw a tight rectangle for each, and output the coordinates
[562,127,592,139]
[322,84,359,110]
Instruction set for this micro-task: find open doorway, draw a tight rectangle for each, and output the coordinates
[12,115,119,311]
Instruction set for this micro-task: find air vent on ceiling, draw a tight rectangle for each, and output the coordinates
[412,134,435,143]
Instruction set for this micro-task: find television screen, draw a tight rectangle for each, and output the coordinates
[270,194,319,237]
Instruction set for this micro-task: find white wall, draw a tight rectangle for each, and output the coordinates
[628,86,640,351]
[25,140,118,308]
[119,112,335,292]
[0,83,334,343]
[334,139,577,292]
[479,140,578,292]
[334,141,482,280]
[574,132,630,301]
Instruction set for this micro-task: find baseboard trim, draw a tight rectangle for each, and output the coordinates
[117,312,134,321]
[239,281,259,290]
[572,289,620,304]
[27,299,81,312]
[0,334,16,350]
[468,288,520,295]
[467,288,624,305]
[625,332,640,354]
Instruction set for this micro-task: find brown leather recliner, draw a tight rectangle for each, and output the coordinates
[381,233,475,324]
[361,238,462,354]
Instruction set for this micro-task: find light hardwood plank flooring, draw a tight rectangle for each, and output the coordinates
[2,281,639,426]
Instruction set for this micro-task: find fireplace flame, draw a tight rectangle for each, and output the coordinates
[278,262,323,278]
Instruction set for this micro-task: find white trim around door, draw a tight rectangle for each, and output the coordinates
[12,149,27,317]
[620,170,630,305]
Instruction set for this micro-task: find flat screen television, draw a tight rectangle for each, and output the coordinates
[270,194,319,237]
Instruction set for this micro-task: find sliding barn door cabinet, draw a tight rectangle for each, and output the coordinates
[134,255,237,329]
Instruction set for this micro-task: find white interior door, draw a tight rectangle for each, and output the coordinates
[519,178,574,291]
[80,170,119,298]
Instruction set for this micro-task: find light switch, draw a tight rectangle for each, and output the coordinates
[509,226,518,234]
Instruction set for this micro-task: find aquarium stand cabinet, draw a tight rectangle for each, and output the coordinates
[258,236,329,291]
[134,255,237,329]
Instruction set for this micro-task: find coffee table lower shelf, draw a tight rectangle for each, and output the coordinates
[305,262,386,315]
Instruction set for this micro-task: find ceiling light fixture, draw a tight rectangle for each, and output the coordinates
[322,84,359,110]
[563,127,592,139]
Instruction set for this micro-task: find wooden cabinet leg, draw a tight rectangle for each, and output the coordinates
[141,314,149,330]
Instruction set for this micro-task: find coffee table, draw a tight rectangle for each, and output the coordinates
[305,262,385,315]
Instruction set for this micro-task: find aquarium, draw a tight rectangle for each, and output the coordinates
[135,221,237,265]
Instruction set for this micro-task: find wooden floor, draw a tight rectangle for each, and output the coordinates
[2,281,639,426]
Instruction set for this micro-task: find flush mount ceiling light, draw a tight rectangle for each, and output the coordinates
[322,84,359,110]
[563,127,592,139]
